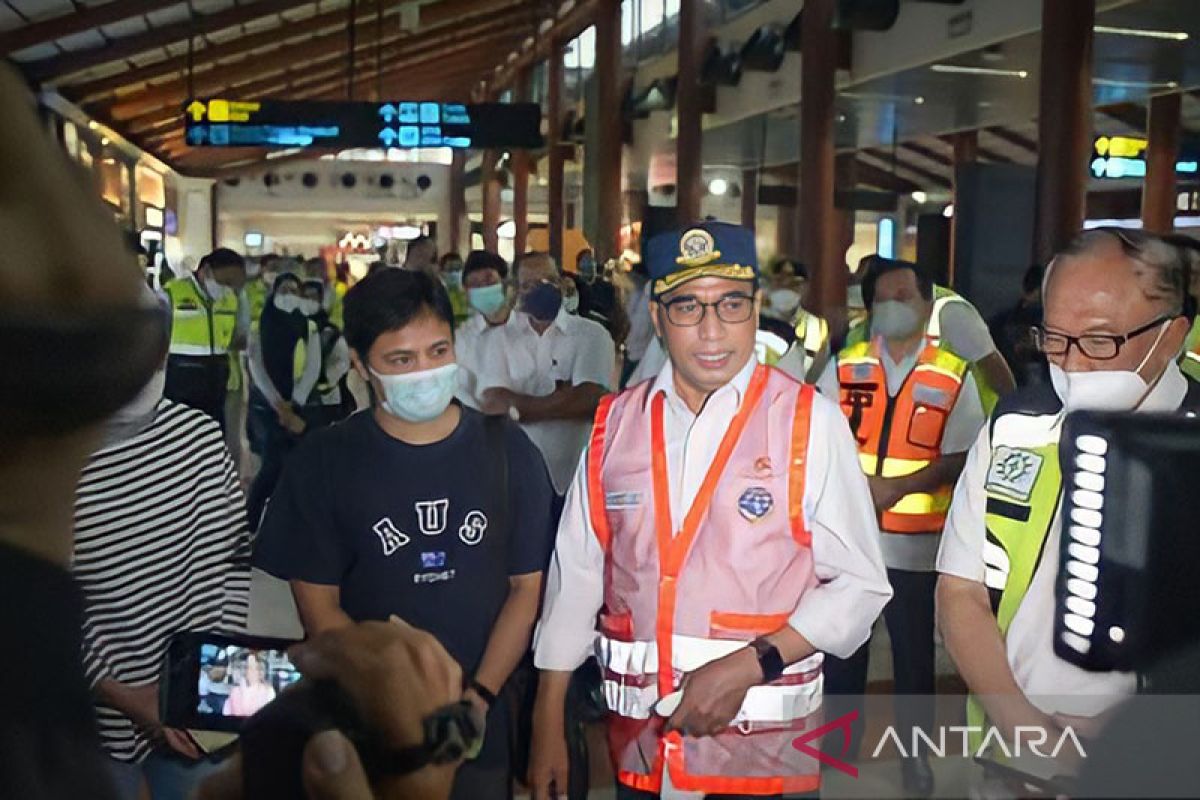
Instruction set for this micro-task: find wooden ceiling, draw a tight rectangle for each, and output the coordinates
[0,0,569,175]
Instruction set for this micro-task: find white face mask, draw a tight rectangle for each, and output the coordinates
[298,298,321,317]
[370,363,460,423]
[274,294,301,313]
[106,369,165,441]
[768,288,802,318]
[203,275,229,300]
[563,294,580,314]
[1048,320,1171,413]
[872,300,922,339]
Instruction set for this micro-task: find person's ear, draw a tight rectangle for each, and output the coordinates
[649,300,663,340]
[350,350,371,383]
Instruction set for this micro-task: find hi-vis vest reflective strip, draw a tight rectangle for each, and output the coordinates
[795,310,829,360]
[165,276,239,357]
[838,340,969,533]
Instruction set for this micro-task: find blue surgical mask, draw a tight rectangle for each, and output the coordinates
[370,363,460,423]
[521,282,563,322]
[579,256,597,280]
[444,271,463,290]
[468,284,506,316]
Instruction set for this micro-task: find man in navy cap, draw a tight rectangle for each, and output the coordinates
[528,221,891,799]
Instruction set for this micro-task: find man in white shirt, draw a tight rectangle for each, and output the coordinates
[455,250,512,409]
[476,252,616,498]
[527,221,891,800]
[820,257,985,797]
[937,228,1198,786]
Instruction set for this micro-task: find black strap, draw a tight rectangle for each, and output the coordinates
[483,414,511,557]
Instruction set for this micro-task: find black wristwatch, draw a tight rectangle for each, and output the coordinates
[469,678,497,709]
[749,638,785,684]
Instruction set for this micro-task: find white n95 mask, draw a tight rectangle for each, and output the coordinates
[1049,319,1171,413]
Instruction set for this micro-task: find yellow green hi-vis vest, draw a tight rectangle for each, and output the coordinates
[165,275,239,357]
[965,378,1200,747]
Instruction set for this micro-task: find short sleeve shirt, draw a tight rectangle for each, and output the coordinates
[253,407,555,677]
[938,299,998,362]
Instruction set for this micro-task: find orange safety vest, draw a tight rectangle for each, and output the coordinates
[587,365,824,796]
[836,340,969,534]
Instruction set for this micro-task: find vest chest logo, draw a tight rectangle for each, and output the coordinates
[985,446,1044,503]
[738,486,775,521]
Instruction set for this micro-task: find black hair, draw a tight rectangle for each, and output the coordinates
[462,250,509,283]
[200,247,245,271]
[512,251,559,284]
[1022,263,1045,295]
[302,279,324,300]
[439,252,463,267]
[860,255,932,308]
[343,268,455,357]
[773,257,809,281]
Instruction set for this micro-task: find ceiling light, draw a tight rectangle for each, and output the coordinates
[911,191,928,203]
[942,204,954,219]
[1094,78,1179,90]
[1094,25,1189,42]
[100,137,109,145]
[88,120,100,130]
[708,177,729,196]
[914,96,926,105]
[930,64,1029,78]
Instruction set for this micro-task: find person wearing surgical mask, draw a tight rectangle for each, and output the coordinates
[818,256,986,797]
[456,250,512,410]
[474,252,616,502]
[937,229,1199,796]
[252,268,555,800]
[245,273,323,531]
[298,279,355,430]
[439,252,469,324]
[162,247,248,430]
[75,358,252,800]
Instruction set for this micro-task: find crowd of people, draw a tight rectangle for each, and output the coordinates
[6,59,1200,800]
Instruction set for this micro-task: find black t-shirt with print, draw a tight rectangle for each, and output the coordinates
[254,405,555,679]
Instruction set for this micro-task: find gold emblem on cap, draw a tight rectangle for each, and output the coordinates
[676,228,721,267]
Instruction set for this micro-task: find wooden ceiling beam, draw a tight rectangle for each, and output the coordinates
[862,148,951,188]
[899,141,952,167]
[853,159,919,194]
[985,125,1038,153]
[106,4,533,120]
[67,0,530,103]
[23,0,315,83]
[488,0,599,93]
[65,0,394,102]
[0,0,168,56]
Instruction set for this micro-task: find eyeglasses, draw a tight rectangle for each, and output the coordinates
[1033,313,1178,360]
[657,292,755,327]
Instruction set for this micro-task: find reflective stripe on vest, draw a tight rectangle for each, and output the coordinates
[838,340,969,533]
[165,276,238,356]
[587,366,822,795]
[796,311,829,359]
[967,407,1063,750]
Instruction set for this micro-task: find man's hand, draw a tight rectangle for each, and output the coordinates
[198,617,464,800]
[528,670,572,800]
[667,647,762,738]
[278,406,307,436]
[478,387,515,417]
[867,475,907,514]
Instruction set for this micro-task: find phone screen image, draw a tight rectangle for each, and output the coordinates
[197,644,302,719]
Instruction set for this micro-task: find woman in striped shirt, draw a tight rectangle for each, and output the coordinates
[72,369,252,800]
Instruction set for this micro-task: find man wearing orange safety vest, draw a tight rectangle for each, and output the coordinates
[817,256,986,798]
[529,221,891,799]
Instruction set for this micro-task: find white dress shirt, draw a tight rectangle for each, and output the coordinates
[534,353,892,673]
[937,363,1188,717]
[475,309,616,493]
[454,312,498,410]
[820,337,986,571]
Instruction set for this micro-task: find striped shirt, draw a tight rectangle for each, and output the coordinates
[72,399,252,762]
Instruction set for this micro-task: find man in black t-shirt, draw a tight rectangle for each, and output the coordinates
[254,269,555,800]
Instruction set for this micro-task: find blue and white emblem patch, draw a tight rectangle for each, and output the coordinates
[738,487,775,521]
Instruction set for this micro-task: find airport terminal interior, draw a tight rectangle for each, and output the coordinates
[2,0,1200,798]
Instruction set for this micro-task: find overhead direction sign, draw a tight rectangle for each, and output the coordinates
[1090,134,1200,180]
[182,99,543,150]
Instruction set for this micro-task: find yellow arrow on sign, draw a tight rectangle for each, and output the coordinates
[186,100,206,122]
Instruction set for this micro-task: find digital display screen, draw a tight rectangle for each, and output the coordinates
[183,99,543,151]
[197,644,301,719]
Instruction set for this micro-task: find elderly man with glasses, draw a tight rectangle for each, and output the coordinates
[936,227,1200,793]
[527,221,891,800]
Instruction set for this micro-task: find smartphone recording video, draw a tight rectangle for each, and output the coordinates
[162,632,302,732]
